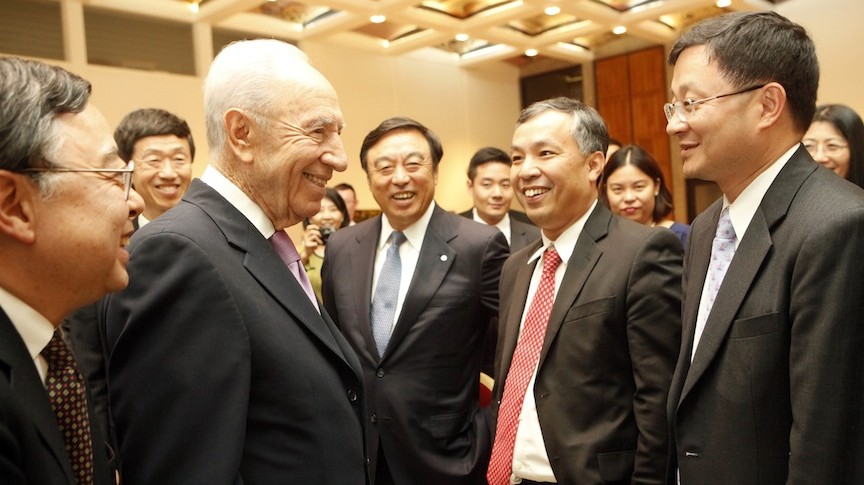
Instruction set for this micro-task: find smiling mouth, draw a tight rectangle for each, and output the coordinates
[304,173,327,187]
[393,192,414,200]
[523,188,549,198]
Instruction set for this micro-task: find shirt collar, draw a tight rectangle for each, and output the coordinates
[379,201,436,250]
[527,199,598,265]
[0,286,54,361]
[473,208,511,243]
[200,165,276,238]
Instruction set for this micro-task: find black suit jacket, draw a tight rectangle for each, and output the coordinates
[323,205,508,485]
[668,147,864,484]
[0,310,113,485]
[105,180,368,484]
[491,203,682,484]
[458,209,539,251]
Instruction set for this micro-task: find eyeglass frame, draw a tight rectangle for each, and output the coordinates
[134,155,192,171]
[663,84,767,123]
[17,160,135,200]
[802,141,849,156]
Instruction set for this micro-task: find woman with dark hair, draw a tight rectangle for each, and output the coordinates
[300,188,350,300]
[599,144,690,246]
[803,103,864,188]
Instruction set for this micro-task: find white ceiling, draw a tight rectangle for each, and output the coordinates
[80,0,786,68]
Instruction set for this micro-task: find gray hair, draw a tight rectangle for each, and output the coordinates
[0,56,91,196]
[516,97,609,156]
[203,39,309,159]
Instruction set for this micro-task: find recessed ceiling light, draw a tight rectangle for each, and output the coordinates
[455,33,469,42]
[188,1,199,13]
[544,6,561,16]
[370,14,386,24]
[525,48,538,57]
[612,25,627,35]
[716,0,732,7]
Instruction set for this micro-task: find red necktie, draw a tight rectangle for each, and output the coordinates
[487,246,561,485]
[42,329,95,485]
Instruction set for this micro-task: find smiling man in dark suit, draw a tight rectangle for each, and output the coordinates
[0,56,143,484]
[460,146,540,252]
[487,97,682,485]
[665,12,864,484]
[103,39,367,484]
[323,117,508,485]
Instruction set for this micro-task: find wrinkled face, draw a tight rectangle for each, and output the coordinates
[667,45,762,190]
[803,121,850,179]
[36,104,144,307]
[131,134,192,220]
[247,76,347,229]
[468,161,512,225]
[511,110,603,240]
[605,164,658,225]
[366,129,437,231]
[310,197,344,229]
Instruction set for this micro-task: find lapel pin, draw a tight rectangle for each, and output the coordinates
[440,255,448,262]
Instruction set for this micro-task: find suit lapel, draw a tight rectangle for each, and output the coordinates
[386,206,456,356]
[0,312,74,483]
[351,218,381,359]
[498,241,542,383]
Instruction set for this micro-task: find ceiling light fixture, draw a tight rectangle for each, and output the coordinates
[455,33,469,42]
[370,14,386,24]
[716,0,732,7]
[188,0,200,13]
[612,25,627,35]
[525,48,538,57]
[544,5,561,16]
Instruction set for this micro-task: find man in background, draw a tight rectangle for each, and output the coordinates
[460,146,539,252]
[0,56,142,484]
[665,11,864,484]
[487,97,681,485]
[104,39,367,484]
[114,108,195,228]
[335,181,358,225]
[323,117,508,485]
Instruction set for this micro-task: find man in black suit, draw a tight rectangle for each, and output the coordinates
[487,97,681,485]
[323,117,509,485]
[459,146,539,252]
[104,39,367,484]
[0,56,143,484]
[665,12,864,484]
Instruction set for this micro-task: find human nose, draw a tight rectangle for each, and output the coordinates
[391,163,410,185]
[127,187,145,219]
[323,136,348,172]
[622,188,636,202]
[666,113,687,136]
[157,160,177,177]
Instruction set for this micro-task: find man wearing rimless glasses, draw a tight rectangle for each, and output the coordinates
[664,11,864,485]
[0,56,142,484]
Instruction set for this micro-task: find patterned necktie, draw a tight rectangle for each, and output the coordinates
[487,246,562,485]
[370,231,406,357]
[692,207,736,357]
[42,329,95,485]
[270,230,319,310]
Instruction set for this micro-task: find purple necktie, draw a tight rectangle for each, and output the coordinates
[270,230,319,310]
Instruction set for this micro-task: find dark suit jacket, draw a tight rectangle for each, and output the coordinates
[667,147,864,484]
[104,180,368,484]
[458,209,540,252]
[491,203,682,485]
[0,310,113,485]
[322,205,508,485]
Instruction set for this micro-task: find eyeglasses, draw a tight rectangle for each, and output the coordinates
[136,156,191,171]
[663,84,766,123]
[803,141,849,156]
[19,161,135,200]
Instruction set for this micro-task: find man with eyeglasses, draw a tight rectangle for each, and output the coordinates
[665,11,864,485]
[114,108,195,229]
[0,56,143,484]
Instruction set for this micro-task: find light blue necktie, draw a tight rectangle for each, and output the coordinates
[371,231,406,357]
[692,207,736,357]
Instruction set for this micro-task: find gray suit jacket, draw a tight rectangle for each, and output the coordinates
[668,146,864,484]
[491,203,682,485]
[105,180,368,484]
[323,204,508,485]
[0,310,113,485]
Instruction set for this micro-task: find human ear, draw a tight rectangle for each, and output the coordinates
[224,109,255,163]
[0,172,38,244]
[757,83,787,129]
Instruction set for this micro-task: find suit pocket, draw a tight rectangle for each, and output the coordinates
[422,410,471,439]
[562,296,615,322]
[597,449,635,482]
[728,312,783,339]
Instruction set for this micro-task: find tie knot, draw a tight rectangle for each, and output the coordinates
[270,230,301,265]
[542,246,562,273]
[41,330,72,366]
[716,208,736,240]
[390,231,406,247]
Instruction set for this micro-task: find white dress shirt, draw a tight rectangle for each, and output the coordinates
[0,287,54,384]
[473,208,512,246]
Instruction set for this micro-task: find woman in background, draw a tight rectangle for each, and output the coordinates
[803,103,864,188]
[300,188,350,300]
[600,144,690,246]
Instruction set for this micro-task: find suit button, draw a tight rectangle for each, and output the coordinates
[376,368,385,378]
[347,389,358,402]
[370,413,377,423]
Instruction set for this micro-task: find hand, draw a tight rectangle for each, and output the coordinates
[300,224,323,264]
